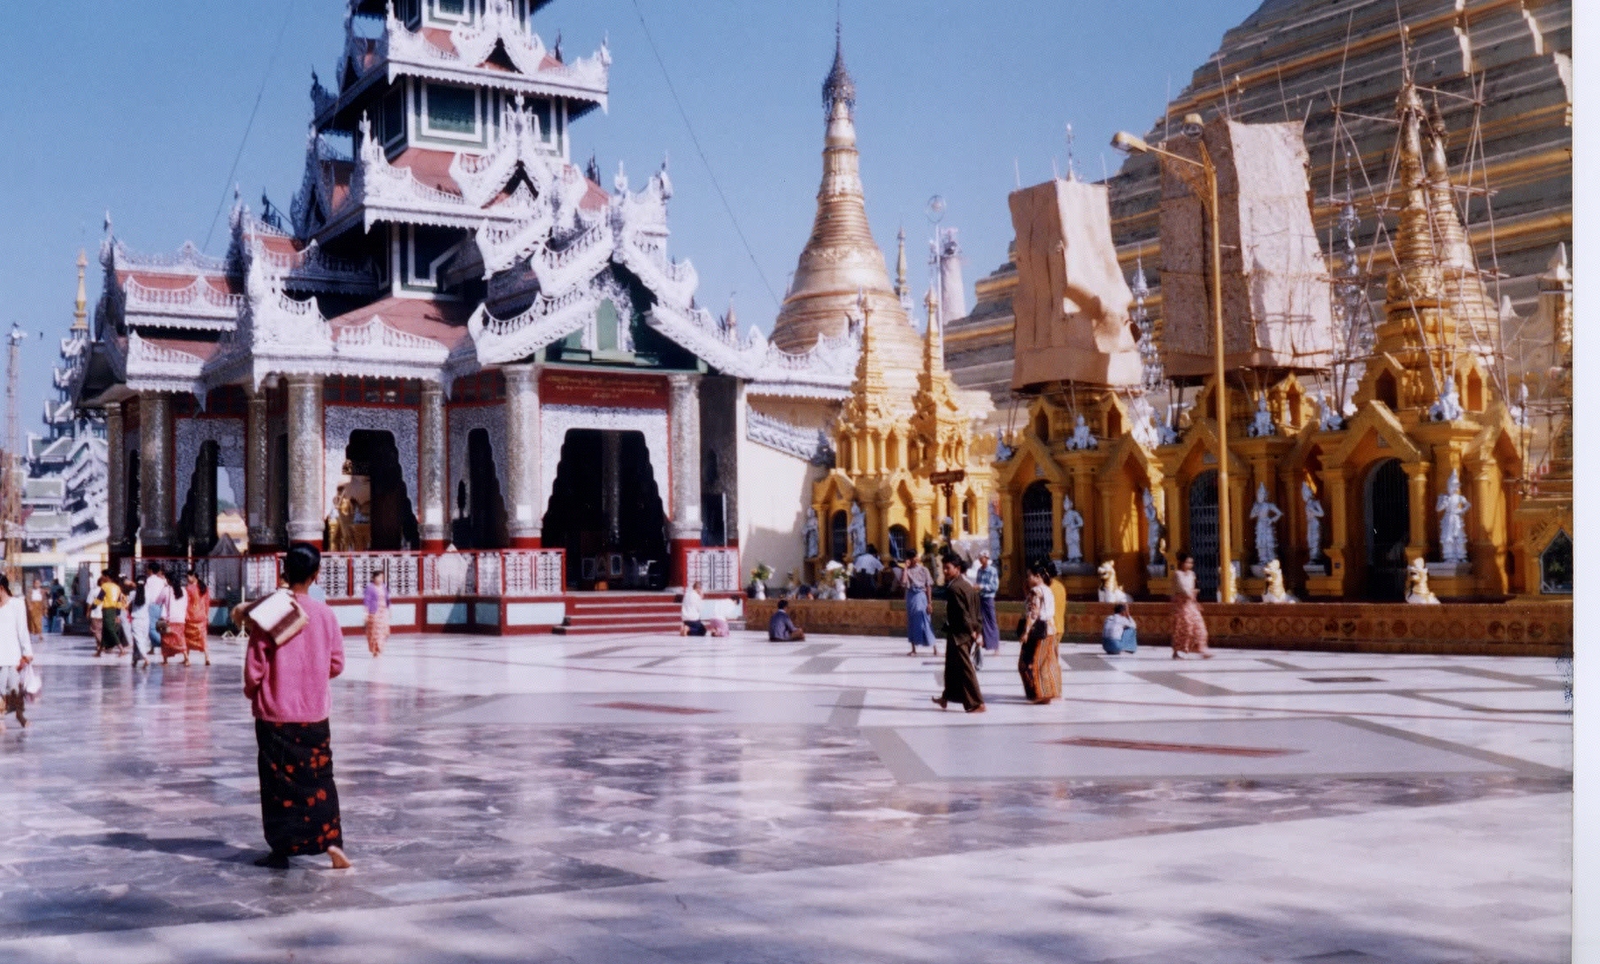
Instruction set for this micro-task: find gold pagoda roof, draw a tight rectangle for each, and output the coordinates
[770,38,922,358]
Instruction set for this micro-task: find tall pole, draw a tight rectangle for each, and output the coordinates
[1200,142,1235,604]
[3,324,24,583]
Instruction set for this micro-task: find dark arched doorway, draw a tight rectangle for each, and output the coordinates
[829,511,848,563]
[1364,458,1409,600]
[1021,481,1053,567]
[343,430,420,551]
[1188,470,1220,601]
[452,428,508,549]
[888,524,910,561]
[177,440,220,557]
[542,429,667,589]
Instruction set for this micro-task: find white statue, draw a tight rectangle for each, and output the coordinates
[1429,381,1464,422]
[1260,559,1297,603]
[1065,414,1098,451]
[1247,396,1277,438]
[1097,560,1130,604]
[1158,410,1182,446]
[1316,394,1344,432]
[1406,557,1441,605]
[988,501,1003,562]
[1249,483,1283,564]
[803,508,820,560]
[1130,397,1160,449]
[1511,382,1530,427]
[1061,493,1085,563]
[1301,481,1325,562]
[1436,470,1471,564]
[1141,489,1164,566]
[848,502,867,557]
[995,430,1016,461]
[436,545,470,596]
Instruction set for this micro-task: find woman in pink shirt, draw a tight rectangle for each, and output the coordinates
[243,543,350,871]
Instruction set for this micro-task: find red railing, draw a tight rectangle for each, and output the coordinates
[122,548,566,603]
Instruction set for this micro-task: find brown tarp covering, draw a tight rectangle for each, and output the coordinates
[1009,179,1142,391]
[1159,120,1334,377]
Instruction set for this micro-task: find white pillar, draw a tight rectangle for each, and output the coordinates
[285,373,325,546]
[503,365,542,547]
[419,382,447,549]
[667,373,703,587]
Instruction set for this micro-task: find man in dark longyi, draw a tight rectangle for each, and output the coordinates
[932,553,985,713]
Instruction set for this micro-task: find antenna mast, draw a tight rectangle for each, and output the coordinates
[2,323,25,582]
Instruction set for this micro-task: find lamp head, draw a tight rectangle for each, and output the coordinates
[1181,113,1205,139]
[1111,131,1148,154]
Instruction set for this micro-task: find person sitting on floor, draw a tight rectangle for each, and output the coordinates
[1102,603,1138,655]
[679,581,707,637]
[768,600,805,642]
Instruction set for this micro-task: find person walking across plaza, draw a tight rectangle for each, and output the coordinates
[1018,564,1062,704]
[126,579,152,669]
[48,579,66,634]
[91,571,126,658]
[972,550,1000,657]
[26,581,44,637]
[143,563,173,660]
[363,570,390,656]
[1170,552,1213,659]
[0,576,35,730]
[932,553,984,713]
[161,568,189,665]
[244,543,350,871]
[898,554,937,656]
[184,572,212,667]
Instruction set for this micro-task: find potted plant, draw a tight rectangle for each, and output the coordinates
[747,563,774,599]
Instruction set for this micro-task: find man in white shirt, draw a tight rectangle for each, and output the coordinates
[679,581,706,637]
[1102,603,1137,655]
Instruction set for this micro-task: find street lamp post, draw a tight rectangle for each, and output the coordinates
[1113,117,1236,603]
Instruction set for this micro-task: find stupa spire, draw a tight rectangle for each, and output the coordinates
[769,27,921,356]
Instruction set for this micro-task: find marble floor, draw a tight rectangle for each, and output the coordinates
[0,628,1572,963]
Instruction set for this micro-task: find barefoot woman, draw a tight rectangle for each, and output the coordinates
[244,543,351,870]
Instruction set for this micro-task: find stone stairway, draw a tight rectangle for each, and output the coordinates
[554,592,684,636]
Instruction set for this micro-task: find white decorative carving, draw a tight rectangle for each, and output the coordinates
[1302,481,1325,562]
[323,405,420,525]
[1065,414,1098,450]
[539,405,669,528]
[123,275,243,323]
[1062,493,1085,563]
[1247,396,1278,437]
[174,417,246,510]
[746,410,831,464]
[1250,483,1284,564]
[448,403,508,522]
[1429,381,1465,422]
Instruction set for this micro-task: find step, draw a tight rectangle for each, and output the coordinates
[554,621,683,636]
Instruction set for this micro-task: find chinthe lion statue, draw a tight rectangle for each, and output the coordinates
[1260,559,1297,603]
[1405,557,1441,605]
[1097,560,1131,604]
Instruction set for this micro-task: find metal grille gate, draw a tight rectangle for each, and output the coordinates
[1021,482,1054,567]
[1188,471,1220,601]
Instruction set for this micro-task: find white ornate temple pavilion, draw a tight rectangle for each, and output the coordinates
[70,0,856,633]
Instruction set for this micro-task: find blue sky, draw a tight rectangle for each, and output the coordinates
[0,0,1260,429]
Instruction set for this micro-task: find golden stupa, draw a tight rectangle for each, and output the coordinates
[769,32,922,358]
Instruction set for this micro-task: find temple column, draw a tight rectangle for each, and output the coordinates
[503,365,542,548]
[601,430,622,547]
[285,373,325,548]
[419,383,447,551]
[1468,460,1503,593]
[138,393,176,556]
[1405,461,1432,563]
[667,373,703,588]
[1320,469,1349,595]
[191,443,217,555]
[106,405,127,556]
[1046,482,1067,563]
[999,484,1023,595]
[1071,468,1097,564]
[246,390,272,551]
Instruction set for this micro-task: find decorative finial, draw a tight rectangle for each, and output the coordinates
[822,19,857,115]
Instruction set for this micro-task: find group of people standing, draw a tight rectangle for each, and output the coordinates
[88,563,211,668]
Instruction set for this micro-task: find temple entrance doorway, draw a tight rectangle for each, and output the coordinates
[1187,470,1220,601]
[331,430,419,551]
[542,429,668,590]
[177,440,220,557]
[452,429,508,549]
[1364,458,1409,601]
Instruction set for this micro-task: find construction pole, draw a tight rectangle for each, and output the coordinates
[3,323,25,585]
